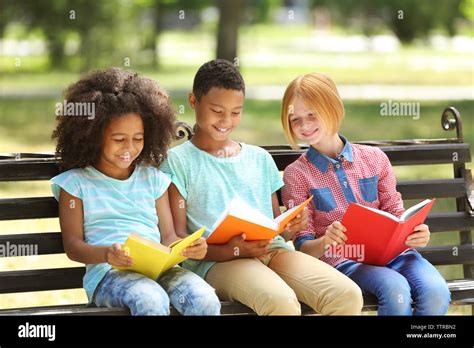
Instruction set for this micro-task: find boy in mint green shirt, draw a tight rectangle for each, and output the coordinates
[161,59,363,315]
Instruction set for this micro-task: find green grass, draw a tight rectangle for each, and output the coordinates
[1,97,472,152]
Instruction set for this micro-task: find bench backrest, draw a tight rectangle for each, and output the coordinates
[0,109,472,302]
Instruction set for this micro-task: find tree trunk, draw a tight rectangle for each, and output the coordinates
[216,0,244,63]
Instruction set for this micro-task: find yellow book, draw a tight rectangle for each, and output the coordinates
[113,227,206,280]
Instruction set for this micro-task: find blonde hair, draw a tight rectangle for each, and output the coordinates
[281,73,344,149]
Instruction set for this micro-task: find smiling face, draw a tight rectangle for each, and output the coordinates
[96,113,144,179]
[190,87,244,143]
[288,98,328,146]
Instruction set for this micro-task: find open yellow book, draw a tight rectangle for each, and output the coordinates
[113,227,205,280]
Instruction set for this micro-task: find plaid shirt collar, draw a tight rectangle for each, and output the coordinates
[306,134,353,173]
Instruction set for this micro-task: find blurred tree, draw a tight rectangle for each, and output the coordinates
[0,0,19,39]
[311,0,467,42]
[1,0,122,71]
[140,0,212,67]
[247,0,281,23]
[460,0,474,20]
[216,0,245,63]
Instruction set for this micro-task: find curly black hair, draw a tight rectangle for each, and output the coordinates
[192,59,245,101]
[52,67,176,171]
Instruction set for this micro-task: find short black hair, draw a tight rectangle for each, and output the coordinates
[192,59,245,101]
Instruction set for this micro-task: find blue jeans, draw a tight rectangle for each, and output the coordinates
[336,250,450,315]
[93,267,221,316]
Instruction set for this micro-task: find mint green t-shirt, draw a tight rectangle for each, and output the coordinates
[51,165,171,302]
[160,141,292,279]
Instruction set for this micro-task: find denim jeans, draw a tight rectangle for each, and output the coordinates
[336,250,451,315]
[93,266,221,316]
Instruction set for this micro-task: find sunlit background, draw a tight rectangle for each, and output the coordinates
[0,0,473,314]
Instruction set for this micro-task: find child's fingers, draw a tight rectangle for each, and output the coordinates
[109,253,133,267]
[332,221,347,232]
[407,234,428,241]
[405,239,428,248]
[114,250,133,265]
[183,249,205,259]
[406,231,429,240]
[326,229,345,245]
[182,243,207,256]
[328,226,347,241]
[190,237,206,247]
[413,224,429,232]
[288,216,308,231]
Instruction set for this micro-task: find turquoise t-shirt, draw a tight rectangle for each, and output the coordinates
[51,165,171,302]
[160,141,292,279]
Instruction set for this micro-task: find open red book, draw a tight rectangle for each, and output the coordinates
[340,199,435,266]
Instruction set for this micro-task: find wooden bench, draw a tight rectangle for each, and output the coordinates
[0,107,473,316]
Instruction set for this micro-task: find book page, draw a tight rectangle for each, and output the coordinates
[166,227,206,270]
[353,204,400,222]
[129,234,171,254]
[275,196,313,232]
[225,198,277,231]
[274,204,299,225]
[400,199,431,221]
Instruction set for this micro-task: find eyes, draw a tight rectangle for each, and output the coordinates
[112,138,143,143]
[211,108,241,116]
[290,113,317,124]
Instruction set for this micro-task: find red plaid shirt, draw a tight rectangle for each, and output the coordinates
[282,135,405,267]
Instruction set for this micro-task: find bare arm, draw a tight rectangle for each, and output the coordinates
[58,189,131,266]
[156,189,181,246]
[165,184,208,259]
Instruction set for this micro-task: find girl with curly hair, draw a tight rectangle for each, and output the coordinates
[50,67,220,316]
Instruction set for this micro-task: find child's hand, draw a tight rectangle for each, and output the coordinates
[228,233,271,258]
[323,221,347,247]
[284,207,308,240]
[182,237,208,260]
[106,243,133,267]
[405,224,430,248]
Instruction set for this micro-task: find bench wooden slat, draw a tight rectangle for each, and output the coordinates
[0,211,472,257]
[397,179,467,199]
[275,179,469,205]
[0,197,58,220]
[0,160,59,181]
[0,267,84,293]
[0,144,470,182]
[270,143,471,170]
[2,210,473,258]
[0,280,470,315]
[382,143,471,165]
[425,212,474,232]
[419,245,474,265]
[0,232,64,255]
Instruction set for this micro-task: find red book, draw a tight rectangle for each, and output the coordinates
[339,199,435,266]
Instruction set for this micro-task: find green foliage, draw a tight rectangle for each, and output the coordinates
[311,0,468,42]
